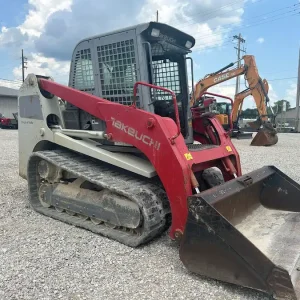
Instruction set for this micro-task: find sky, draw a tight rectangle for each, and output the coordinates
[0,0,299,109]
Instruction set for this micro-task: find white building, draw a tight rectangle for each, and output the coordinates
[0,86,18,118]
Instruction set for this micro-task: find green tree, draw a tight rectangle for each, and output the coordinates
[240,108,258,119]
[272,100,291,114]
[241,100,291,118]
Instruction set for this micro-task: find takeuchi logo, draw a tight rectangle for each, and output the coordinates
[111,117,161,150]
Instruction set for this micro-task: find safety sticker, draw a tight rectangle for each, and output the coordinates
[184,153,193,160]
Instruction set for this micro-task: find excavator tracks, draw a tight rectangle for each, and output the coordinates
[27,149,171,247]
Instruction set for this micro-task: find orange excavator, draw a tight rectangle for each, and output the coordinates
[190,55,278,146]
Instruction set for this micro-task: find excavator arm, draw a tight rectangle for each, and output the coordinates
[232,78,269,125]
[190,55,278,146]
[189,63,245,107]
[190,55,262,106]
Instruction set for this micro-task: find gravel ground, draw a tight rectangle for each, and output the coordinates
[1,129,299,300]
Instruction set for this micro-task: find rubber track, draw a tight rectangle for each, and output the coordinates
[27,149,171,247]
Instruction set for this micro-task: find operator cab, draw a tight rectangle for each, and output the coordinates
[140,23,195,138]
[215,102,232,130]
[65,22,195,143]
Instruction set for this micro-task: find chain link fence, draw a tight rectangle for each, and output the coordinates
[275,118,297,132]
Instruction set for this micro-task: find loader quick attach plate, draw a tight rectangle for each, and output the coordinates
[179,166,300,300]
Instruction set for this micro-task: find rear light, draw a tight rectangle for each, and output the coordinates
[1,118,10,125]
[185,40,193,49]
[151,28,160,37]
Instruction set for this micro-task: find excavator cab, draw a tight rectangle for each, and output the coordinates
[214,102,231,130]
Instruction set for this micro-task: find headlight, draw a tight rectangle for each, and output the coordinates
[151,28,160,37]
[185,40,193,49]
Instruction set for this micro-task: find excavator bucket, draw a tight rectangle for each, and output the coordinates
[250,123,278,146]
[180,166,300,300]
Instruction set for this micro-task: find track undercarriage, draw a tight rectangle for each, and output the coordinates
[27,149,171,247]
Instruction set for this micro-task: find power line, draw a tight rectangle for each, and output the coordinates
[172,3,300,46]
[171,1,298,39]
[242,8,300,27]
[191,5,300,42]
[187,0,251,18]
[171,0,265,30]
[190,10,299,52]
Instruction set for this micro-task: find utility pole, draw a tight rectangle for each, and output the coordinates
[233,34,246,95]
[295,48,300,132]
[156,10,159,22]
[21,49,27,82]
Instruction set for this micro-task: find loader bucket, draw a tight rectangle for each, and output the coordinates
[180,166,300,300]
[250,123,278,146]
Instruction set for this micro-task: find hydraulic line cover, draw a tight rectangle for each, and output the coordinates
[180,166,300,300]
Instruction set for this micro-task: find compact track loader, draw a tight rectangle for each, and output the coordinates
[18,22,300,299]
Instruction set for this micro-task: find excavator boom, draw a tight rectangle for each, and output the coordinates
[232,79,278,146]
[190,55,278,146]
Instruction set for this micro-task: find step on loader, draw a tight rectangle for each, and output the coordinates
[18,22,300,299]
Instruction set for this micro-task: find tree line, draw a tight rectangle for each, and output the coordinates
[240,100,291,119]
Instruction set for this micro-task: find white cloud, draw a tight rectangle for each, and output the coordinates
[0,26,28,47]
[0,80,22,89]
[209,79,237,104]
[0,0,247,83]
[267,83,279,105]
[13,53,70,85]
[0,0,73,84]
[19,0,72,37]
[257,37,264,44]
[283,82,297,106]
[138,0,245,52]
